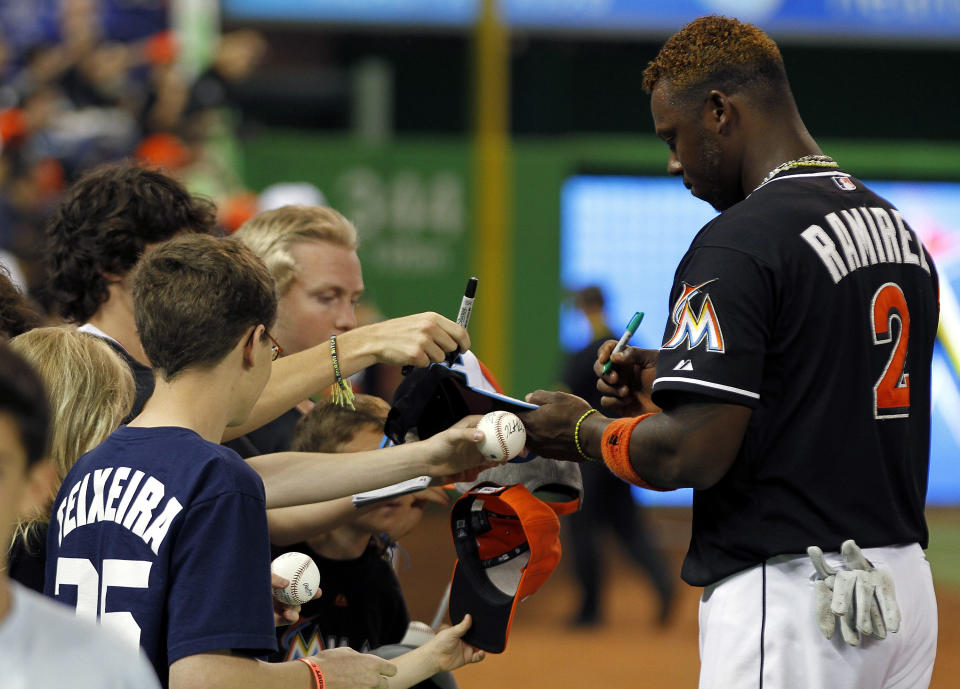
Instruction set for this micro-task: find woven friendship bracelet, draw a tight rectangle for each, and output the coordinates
[574,408,600,461]
[297,656,325,689]
[329,335,356,409]
[600,413,671,491]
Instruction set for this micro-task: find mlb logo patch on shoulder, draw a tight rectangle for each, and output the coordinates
[832,176,856,191]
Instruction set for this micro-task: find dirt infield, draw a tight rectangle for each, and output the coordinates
[398,507,958,688]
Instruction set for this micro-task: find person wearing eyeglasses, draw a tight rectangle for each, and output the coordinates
[44,234,489,689]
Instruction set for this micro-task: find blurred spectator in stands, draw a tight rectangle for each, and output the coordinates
[0,148,65,292]
[0,34,15,108]
[180,30,268,223]
[186,30,267,118]
[139,31,189,134]
[0,3,268,314]
[60,40,133,110]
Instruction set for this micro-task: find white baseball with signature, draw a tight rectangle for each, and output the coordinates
[477,411,526,463]
[271,552,321,605]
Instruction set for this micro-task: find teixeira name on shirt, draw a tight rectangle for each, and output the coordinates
[55,467,183,555]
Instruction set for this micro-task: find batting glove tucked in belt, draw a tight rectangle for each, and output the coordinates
[807,539,901,646]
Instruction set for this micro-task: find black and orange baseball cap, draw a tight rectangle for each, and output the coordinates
[385,354,536,447]
[449,483,562,653]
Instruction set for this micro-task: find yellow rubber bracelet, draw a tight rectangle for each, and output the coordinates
[574,408,600,461]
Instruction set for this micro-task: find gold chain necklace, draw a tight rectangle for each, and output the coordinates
[760,154,838,186]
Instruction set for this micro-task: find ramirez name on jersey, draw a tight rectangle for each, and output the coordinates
[801,202,930,284]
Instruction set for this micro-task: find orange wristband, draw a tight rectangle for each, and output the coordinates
[298,657,325,689]
[600,413,670,491]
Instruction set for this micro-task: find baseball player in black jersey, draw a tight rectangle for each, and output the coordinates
[521,15,938,689]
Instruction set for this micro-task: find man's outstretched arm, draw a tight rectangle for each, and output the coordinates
[223,312,469,441]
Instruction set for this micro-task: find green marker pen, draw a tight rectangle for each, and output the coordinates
[601,311,644,375]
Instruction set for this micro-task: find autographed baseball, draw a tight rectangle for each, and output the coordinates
[271,552,321,605]
[477,411,526,462]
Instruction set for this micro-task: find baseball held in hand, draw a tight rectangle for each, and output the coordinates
[477,411,526,462]
[271,552,321,605]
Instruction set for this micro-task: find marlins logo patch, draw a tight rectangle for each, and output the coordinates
[663,279,725,353]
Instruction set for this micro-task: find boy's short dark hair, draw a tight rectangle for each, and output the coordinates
[133,234,278,380]
[0,343,50,467]
[292,394,391,453]
[45,162,217,324]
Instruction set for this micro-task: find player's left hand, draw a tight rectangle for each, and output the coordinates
[594,343,660,416]
[426,614,486,672]
[807,539,901,645]
[271,572,321,626]
[518,390,596,462]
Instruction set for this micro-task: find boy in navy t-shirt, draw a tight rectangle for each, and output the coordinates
[44,235,409,688]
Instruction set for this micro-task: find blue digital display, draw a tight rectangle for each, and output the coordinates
[560,175,960,506]
[222,0,476,27]
[223,0,960,40]
[505,0,960,39]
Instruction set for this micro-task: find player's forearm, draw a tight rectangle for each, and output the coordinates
[169,653,314,689]
[267,497,357,546]
[249,445,428,509]
[581,401,750,490]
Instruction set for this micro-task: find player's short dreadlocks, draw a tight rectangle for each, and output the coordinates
[642,15,792,109]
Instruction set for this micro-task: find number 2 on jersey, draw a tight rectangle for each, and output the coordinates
[871,282,910,419]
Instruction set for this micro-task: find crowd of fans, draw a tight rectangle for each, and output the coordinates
[0,160,491,689]
[0,0,267,310]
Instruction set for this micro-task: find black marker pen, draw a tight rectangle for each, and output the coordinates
[445,277,478,365]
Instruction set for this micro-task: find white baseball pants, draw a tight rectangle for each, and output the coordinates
[698,543,937,689]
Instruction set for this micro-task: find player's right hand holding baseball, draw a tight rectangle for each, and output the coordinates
[594,342,661,416]
[311,647,398,689]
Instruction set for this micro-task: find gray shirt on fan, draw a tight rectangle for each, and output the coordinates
[0,582,161,688]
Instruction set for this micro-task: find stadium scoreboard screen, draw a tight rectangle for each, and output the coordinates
[223,0,960,41]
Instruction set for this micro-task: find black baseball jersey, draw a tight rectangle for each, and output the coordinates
[271,539,409,660]
[650,169,939,587]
